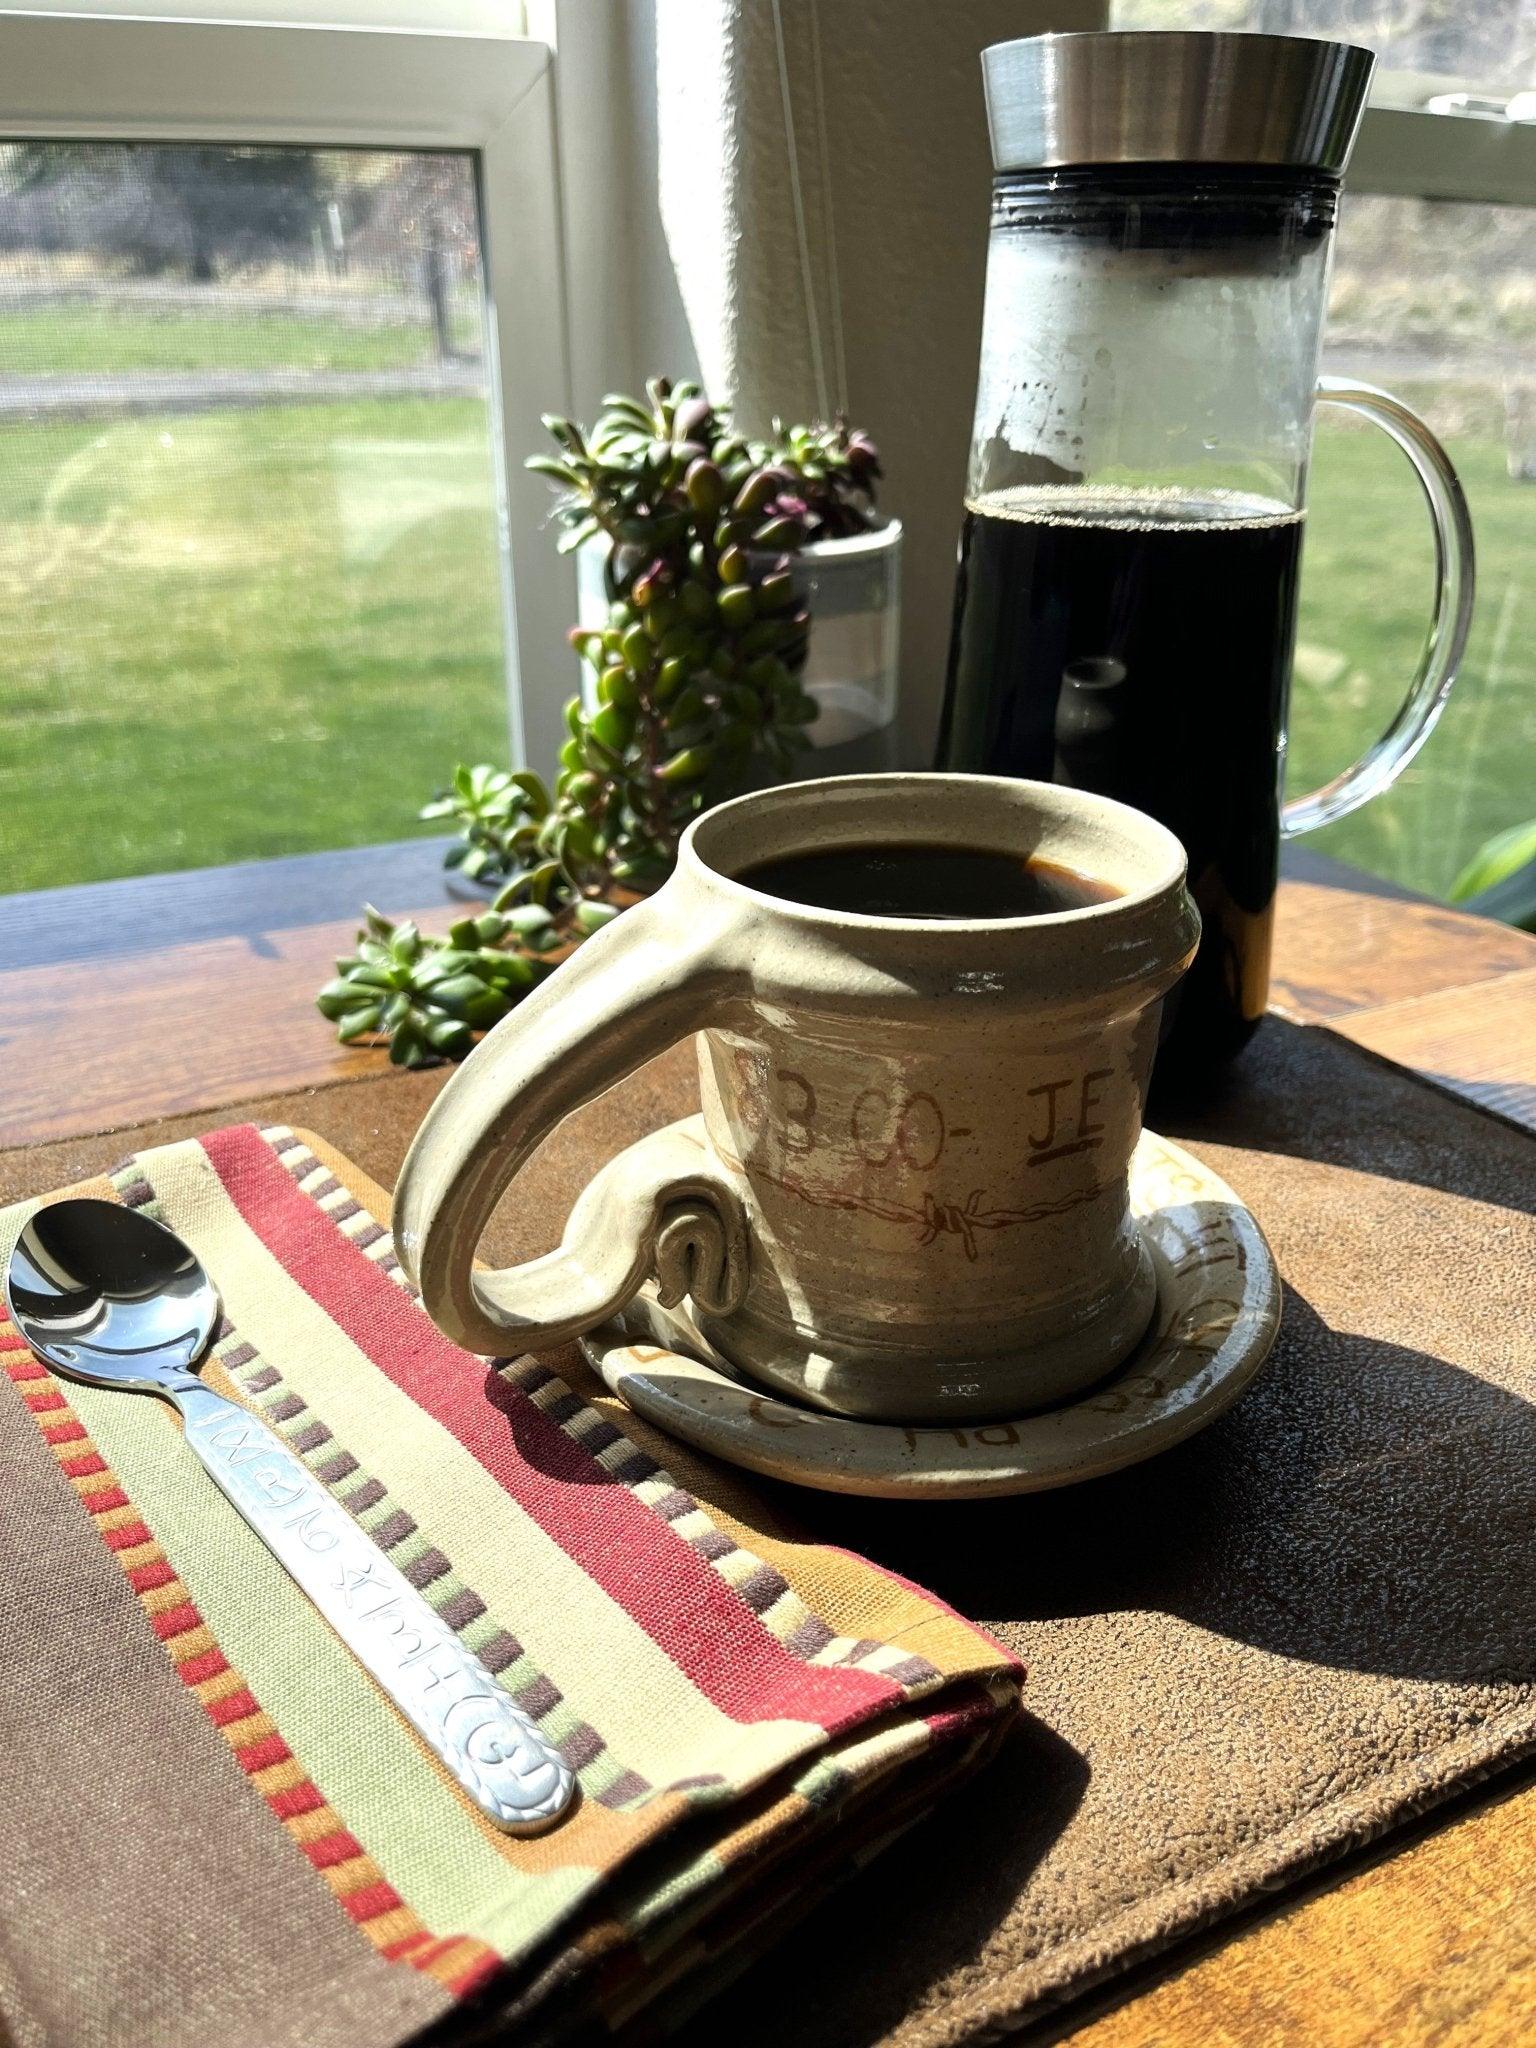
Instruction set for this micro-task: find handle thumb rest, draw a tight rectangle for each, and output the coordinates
[653,1191,750,1315]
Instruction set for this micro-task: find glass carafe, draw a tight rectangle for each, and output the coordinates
[937,31,1474,1088]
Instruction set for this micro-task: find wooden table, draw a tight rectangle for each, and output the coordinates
[4,839,1534,1150]
[3,837,1535,2043]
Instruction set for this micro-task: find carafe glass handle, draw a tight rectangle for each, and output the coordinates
[1281,377,1476,839]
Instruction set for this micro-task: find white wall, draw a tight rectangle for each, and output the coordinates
[532,0,700,419]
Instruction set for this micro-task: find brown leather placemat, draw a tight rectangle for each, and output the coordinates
[5,1018,1535,2046]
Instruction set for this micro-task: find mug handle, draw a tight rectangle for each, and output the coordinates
[394,896,750,1357]
[1281,376,1476,839]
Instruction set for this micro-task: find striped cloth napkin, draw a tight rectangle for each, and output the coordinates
[0,1123,1021,2048]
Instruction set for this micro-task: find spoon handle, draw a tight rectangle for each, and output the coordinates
[173,1383,576,1834]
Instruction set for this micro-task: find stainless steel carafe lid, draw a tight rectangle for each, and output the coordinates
[982,31,1375,176]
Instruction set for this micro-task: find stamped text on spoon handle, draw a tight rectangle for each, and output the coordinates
[175,1385,574,1834]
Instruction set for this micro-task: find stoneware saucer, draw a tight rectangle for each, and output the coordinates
[579,1128,1281,1499]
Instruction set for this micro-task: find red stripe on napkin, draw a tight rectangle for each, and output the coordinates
[202,1126,898,1733]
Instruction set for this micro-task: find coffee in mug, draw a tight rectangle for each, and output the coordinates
[736,841,1122,919]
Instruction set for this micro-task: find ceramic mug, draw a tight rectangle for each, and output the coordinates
[396,774,1199,1422]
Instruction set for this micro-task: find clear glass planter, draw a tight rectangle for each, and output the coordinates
[575,518,903,779]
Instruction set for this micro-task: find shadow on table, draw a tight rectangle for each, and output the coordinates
[1153,1016,1536,1217]
[487,1268,1536,1691]
[670,1710,1089,2048]
[799,1286,1536,1690]
[1416,1068,1536,1131]
[1277,848,1426,904]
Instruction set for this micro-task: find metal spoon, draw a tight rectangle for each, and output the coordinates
[6,1198,575,1835]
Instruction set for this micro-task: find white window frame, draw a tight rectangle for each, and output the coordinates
[0,5,576,775]
[1351,70,1536,206]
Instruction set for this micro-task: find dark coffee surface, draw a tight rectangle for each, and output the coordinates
[937,485,1304,1073]
[735,842,1117,920]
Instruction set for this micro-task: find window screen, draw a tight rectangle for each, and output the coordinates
[0,143,511,893]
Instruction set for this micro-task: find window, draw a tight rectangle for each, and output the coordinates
[0,7,571,894]
[1116,1,1536,900]
[1300,191,1533,898]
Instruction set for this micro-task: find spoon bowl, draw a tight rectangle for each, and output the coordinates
[7,1198,219,1388]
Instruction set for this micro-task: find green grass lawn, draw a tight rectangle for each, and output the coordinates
[0,385,1529,903]
[0,304,451,376]
[1288,402,1534,900]
[0,397,512,891]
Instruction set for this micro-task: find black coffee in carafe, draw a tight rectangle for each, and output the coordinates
[942,485,1305,1068]
[939,32,1472,1091]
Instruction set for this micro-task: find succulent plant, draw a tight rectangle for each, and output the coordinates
[447,375,852,916]
[314,901,618,1069]
[761,417,883,540]
[418,764,550,884]
[319,375,882,1066]
[515,380,892,887]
